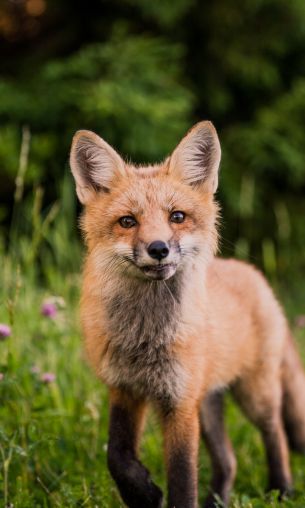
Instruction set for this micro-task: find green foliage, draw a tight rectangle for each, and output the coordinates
[0,0,305,276]
[221,76,305,272]
[0,30,193,179]
[122,0,195,27]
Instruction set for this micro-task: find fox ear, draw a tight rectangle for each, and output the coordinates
[70,130,125,204]
[168,121,221,193]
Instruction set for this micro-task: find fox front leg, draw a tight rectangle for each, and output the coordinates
[107,389,163,508]
[162,403,200,508]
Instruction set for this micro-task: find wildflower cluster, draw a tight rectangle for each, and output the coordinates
[0,295,65,384]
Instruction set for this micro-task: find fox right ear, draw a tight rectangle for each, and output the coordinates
[168,121,221,193]
[70,130,125,204]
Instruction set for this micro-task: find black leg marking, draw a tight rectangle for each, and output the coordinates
[167,446,197,508]
[262,426,293,496]
[162,406,200,508]
[107,404,163,508]
[200,392,236,508]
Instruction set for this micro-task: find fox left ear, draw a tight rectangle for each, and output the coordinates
[168,121,221,193]
[70,130,125,204]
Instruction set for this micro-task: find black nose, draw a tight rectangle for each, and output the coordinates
[147,241,169,261]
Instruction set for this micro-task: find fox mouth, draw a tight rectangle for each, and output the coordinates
[139,263,176,280]
[123,256,177,280]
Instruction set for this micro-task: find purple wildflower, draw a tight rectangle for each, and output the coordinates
[40,372,56,383]
[41,301,57,318]
[295,315,305,328]
[0,324,11,340]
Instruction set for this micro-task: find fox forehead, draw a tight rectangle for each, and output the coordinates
[96,165,207,217]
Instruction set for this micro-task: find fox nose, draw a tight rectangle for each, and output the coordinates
[147,241,169,261]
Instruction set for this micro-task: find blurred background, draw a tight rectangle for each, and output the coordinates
[0,0,305,280]
[1,3,305,506]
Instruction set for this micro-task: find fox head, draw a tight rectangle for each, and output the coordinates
[70,121,220,281]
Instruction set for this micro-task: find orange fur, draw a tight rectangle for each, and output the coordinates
[70,122,305,508]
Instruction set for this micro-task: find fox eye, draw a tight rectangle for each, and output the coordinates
[170,211,185,224]
[119,216,137,228]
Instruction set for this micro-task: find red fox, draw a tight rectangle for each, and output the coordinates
[70,121,305,508]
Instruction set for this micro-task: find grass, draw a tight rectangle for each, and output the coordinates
[1,253,305,508]
[0,179,305,507]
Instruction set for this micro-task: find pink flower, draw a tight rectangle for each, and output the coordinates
[40,372,56,383]
[295,315,305,328]
[0,373,4,381]
[0,324,11,339]
[41,301,57,318]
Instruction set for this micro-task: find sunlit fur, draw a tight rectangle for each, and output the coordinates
[70,122,305,508]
